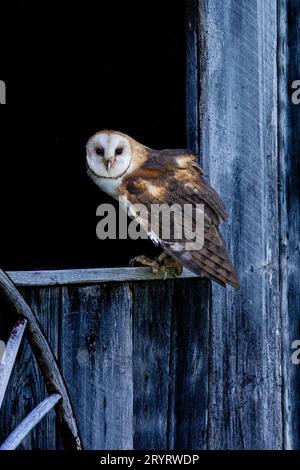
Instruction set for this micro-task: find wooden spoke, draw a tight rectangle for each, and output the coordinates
[0,318,27,409]
[0,394,61,450]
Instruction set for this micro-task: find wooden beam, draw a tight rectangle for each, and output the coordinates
[0,394,61,450]
[189,0,282,449]
[6,267,199,287]
[0,269,83,450]
[0,318,27,409]
[60,283,133,450]
[278,0,300,451]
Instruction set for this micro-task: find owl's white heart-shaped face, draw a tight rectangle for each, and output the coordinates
[86,132,132,179]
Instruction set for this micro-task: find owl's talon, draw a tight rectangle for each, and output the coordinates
[129,255,157,269]
[130,253,182,279]
[129,257,138,267]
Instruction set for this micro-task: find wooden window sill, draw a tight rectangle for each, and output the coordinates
[6,267,199,287]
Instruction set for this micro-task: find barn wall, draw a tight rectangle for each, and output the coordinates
[0,278,209,450]
[186,0,300,450]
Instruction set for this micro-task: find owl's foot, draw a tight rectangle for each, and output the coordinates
[130,253,183,279]
[156,252,183,278]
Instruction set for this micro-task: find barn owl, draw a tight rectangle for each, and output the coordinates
[86,130,240,288]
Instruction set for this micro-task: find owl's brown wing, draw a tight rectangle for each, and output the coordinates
[120,150,240,288]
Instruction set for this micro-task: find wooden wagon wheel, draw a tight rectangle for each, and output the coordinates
[0,269,83,450]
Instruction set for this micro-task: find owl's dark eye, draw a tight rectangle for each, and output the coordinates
[115,147,123,156]
[95,146,104,156]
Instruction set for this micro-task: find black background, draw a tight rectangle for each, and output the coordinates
[0,0,186,269]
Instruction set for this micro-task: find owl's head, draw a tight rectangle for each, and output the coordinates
[86,130,133,179]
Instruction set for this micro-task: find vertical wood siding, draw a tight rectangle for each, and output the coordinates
[197,0,282,449]
[279,0,300,451]
[186,0,300,450]
[60,284,133,450]
[0,278,209,450]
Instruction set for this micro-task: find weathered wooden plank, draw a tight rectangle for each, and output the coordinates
[186,0,200,155]
[132,277,209,450]
[7,267,198,287]
[170,278,210,450]
[132,281,174,450]
[0,394,61,451]
[0,318,27,409]
[19,288,60,450]
[278,0,300,451]
[60,284,133,450]
[184,2,211,450]
[189,0,282,449]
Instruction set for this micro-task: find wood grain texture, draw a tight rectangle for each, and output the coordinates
[278,0,300,450]
[0,288,60,450]
[7,267,198,287]
[132,278,209,450]
[0,278,209,450]
[0,394,61,450]
[60,284,133,450]
[20,288,61,450]
[0,274,82,450]
[170,278,210,450]
[0,318,27,409]
[132,281,174,450]
[188,0,283,449]
[186,0,200,155]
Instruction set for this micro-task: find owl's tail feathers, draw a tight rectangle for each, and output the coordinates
[189,250,240,289]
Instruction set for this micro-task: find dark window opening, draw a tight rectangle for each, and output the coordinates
[0,0,186,270]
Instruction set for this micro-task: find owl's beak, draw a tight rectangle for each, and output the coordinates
[104,157,116,171]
